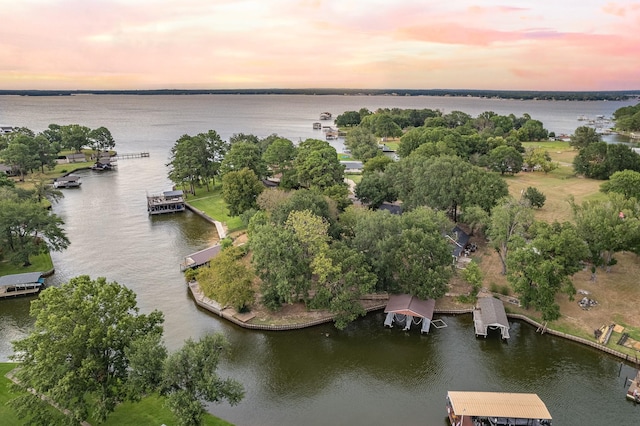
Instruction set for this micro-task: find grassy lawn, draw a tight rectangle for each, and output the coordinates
[345,173,362,184]
[1,363,233,426]
[185,184,244,233]
[0,253,53,276]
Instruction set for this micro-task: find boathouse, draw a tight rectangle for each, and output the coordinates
[446,391,552,426]
[473,297,510,339]
[147,190,186,215]
[180,244,221,271]
[384,294,437,333]
[0,272,45,299]
[53,175,82,188]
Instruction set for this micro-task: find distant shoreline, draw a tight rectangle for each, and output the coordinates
[1,88,639,101]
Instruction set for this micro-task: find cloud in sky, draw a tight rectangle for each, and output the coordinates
[0,0,638,90]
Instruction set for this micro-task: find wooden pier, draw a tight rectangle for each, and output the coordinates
[114,152,149,160]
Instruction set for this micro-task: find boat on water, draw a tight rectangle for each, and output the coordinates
[319,111,332,120]
[0,272,45,299]
[446,391,552,426]
[53,175,82,188]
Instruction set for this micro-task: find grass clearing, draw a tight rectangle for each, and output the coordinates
[186,184,244,232]
[1,363,233,426]
[0,253,53,276]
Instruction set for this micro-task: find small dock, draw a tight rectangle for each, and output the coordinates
[446,391,552,426]
[147,190,185,215]
[473,297,510,339]
[114,152,149,160]
[627,370,640,402]
[53,175,82,188]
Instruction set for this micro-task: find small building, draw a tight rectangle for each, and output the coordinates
[64,153,88,163]
[147,190,185,215]
[53,175,82,188]
[180,244,222,271]
[0,272,45,299]
[0,163,15,176]
[384,294,436,333]
[473,297,510,339]
[447,225,470,261]
[446,391,552,426]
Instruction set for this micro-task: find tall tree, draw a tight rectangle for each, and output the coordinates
[88,126,116,154]
[197,246,255,311]
[507,221,588,321]
[163,334,244,426]
[61,124,91,152]
[487,197,534,275]
[601,170,640,200]
[222,168,264,216]
[344,127,379,161]
[570,125,600,149]
[220,141,267,178]
[0,198,70,266]
[355,171,397,209]
[10,276,165,424]
[294,139,345,190]
[168,134,203,195]
[570,193,640,276]
[487,145,524,175]
[0,134,39,181]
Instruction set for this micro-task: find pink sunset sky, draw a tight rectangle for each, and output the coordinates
[1,0,639,91]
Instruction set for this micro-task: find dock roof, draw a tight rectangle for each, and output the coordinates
[183,245,221,269]
[447,391,552,420]
[384,294,435,319]
[478,297,509,329]
[0,272,43,286]
[55,175,81,183]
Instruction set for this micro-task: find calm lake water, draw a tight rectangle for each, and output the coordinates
[1,95,639,425]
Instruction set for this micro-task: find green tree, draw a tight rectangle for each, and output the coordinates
[262,138,296,175]
[487,197,534,275]
[461,260,483,297]
[0,134,40,181]
[335,110,362,127]
[601,170,640,200]
[570,193,640,277]
[0,198,70,266]
[222,168,265,216]
[249,220,311,308]
[61,124,91,152]
[355,171,397,209]
[163,334,244,426]
[168,134,204,195]
[32,133,60,173]
[570,126,601,149]
[10,276,165,424]
[88,126,116,154]
[487,145,523,175]
[507,221,588,321]
[522,186,546,208]
[373,114,403,139]
[363,155,392,173]
[220,141,267,178]
[197,246,255,311]
[460,205,489,236]
[345,127,379,161]
[572,141,608,179]
[294,139,345,190]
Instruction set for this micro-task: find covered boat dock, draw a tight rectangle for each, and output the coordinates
[0,272,45,298]
[383,294,438,333]
[473,297,510,339]
[446,391,552,426]
[180,244,222,271]
[147,190,186,215]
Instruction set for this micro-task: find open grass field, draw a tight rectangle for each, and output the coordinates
[472,149,640,356]
[0,253,53,276]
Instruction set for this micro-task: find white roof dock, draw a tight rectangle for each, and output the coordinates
[447,391,552,421]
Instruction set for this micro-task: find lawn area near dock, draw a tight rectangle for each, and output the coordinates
[0,363,233,426]
[184,184,244,232]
